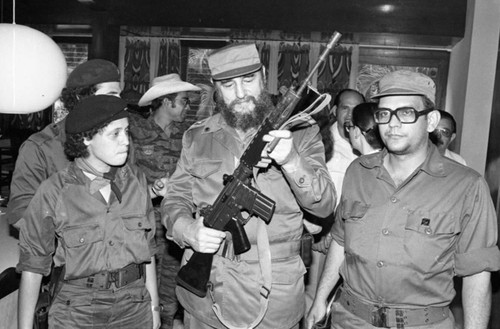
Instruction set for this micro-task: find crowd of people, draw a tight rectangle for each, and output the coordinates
[9,41,500,329]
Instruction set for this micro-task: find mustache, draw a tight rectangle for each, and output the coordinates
[230,95,258,107]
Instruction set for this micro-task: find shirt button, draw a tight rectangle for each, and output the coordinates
[424,227,432,235]
[109,240,114,246]
[79,237,85,243]
[382,228,389,235]
[138,222,143,227]
[377,261,384,268]
[299,177,305,184]
[390,196,398,203]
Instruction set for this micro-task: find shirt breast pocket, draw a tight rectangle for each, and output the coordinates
[341,200,370,256]
[122,213,153,262]
[190,159,223,178]
[62,224,105,277]
[404,211,460,272]
[190,159,223,202]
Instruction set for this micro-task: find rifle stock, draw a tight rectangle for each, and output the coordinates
[176,31,342,297]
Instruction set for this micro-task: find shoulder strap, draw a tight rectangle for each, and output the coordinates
[210,220,272,329]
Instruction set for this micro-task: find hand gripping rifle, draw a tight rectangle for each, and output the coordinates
[176,31,342,297]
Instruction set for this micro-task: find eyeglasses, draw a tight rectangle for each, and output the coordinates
[374,107,433,124]
[178,97,190,107]
[435,128,453,138]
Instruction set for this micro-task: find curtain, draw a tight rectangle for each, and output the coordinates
[316,45,352,96]
[158,38,181,76]
[277,42,310,90]
[119,34,355,102]
[123,38,150,95]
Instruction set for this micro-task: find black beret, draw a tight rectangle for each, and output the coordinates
[66,59,120,88]
[66,95,128,134]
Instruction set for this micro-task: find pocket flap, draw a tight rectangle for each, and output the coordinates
[405,211,460,235]
[191,159,222,179]
[63,224,104,248]
[122,213,152,231]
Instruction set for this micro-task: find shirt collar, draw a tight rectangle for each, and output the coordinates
[359,141,451,177]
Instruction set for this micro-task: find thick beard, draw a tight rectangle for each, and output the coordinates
[216,92,274,132]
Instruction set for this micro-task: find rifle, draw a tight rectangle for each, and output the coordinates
[176,31,342,297]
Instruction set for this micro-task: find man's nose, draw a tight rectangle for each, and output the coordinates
[234,81,246,99]
[388,112,402,127]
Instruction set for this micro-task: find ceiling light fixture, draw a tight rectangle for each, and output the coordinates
[379,4,395,13]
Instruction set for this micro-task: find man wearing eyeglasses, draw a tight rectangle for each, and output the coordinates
[307,70,500,329]
[429,110,467,166]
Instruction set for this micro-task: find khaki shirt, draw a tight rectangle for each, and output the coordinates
[333,144,500,307]
[7,120,69,225]
[17,162,156,280]
[162,113,335,328]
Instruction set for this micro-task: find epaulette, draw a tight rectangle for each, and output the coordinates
[188,117,209,129]
[28,123,60,145]
[183,117,210,148]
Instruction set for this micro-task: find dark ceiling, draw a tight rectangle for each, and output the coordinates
[1,0,467,48]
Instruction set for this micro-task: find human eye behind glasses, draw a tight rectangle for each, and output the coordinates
[376,108,391,119]
[398,107,417,119]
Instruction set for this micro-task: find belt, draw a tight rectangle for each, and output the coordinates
[218,239,301,262]
[338,288,449,328]
[65,263,144,289]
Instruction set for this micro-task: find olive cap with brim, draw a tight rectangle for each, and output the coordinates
[66,95,128,134]
[208,43,262,81]
[138,74,201,107]
[371,70,436,105]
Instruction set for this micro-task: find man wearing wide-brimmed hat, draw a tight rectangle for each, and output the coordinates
[129,73,200,329]
[307,70,500,329]
[162,43,335,329]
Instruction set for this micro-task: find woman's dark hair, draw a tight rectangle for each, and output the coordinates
[352,102,384,150]
[64,120,112,160]
[60,85,99,113]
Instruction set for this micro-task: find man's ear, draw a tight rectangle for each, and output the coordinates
[163,97,173,107]
[331,105,338,120]
[450,132,456,143]
[426,109,441,132]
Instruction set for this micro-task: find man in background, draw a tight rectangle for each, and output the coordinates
[130,73,201,329]
[325,89,365,194]
[346,102,383,155]
[429,109,466,165]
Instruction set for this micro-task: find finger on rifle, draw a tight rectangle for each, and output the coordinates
[255,161,271,169]
[265,130,291,152]
[269,130,292,139]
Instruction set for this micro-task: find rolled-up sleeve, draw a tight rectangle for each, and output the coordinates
[281,125,336,218]
[16,181,57,276]
[454,177,500,276]
[161,138,196,248]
